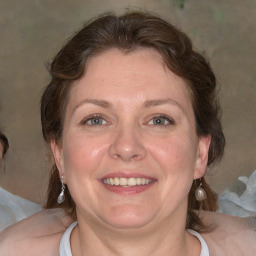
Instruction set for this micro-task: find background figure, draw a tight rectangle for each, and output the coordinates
[0,131,41,231]
[0,132,9,171]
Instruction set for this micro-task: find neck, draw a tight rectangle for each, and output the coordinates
[71,209,200,256]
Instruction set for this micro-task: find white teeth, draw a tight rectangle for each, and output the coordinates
[114,177,120,186]
[136,178,142,185]
[120,178,128,186]
[103,177,152,186]
[110,178,114,185]
[129,178,138,186]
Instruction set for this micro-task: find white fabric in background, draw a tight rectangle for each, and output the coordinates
[0,187,42,231]
[218,170,256,217]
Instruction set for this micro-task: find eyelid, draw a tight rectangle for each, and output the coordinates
[80,114,109,125]
[147,114,175,125]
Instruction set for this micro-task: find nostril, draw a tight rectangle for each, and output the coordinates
[108,128,147,161]
[108,138,146,162]
[110,151,143,162]
[130,154,143,161]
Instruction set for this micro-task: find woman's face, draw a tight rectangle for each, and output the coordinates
[52,48,210,230]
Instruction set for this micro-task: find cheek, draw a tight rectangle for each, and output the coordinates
[148,133,198,180]
[153,133,196,160]
[62,133,108,177]
[148,135,197,207]
[61,133,110,207]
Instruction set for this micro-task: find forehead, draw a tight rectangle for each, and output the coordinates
[69,48,192,104]
[85,48,169,82]
[62,48,197,129]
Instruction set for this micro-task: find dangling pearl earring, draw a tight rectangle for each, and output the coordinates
[57,175,65,204]
[195,179,207,201]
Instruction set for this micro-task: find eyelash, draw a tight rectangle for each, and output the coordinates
[80,114,175,127]
[80,114,108,126]
[148,115,175,126]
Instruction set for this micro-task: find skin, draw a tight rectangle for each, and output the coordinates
[1,209,256,256]
[51,48,211,256]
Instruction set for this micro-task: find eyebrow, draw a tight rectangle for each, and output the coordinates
[73,98,183,112]
[143,99,181,108]
[74,99,112,110]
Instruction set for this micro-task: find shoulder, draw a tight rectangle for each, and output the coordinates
[199,211,256,256]
[0,208,73,256]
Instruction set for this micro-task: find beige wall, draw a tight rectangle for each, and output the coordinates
[0,0,255,204]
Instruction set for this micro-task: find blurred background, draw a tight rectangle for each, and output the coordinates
[0,0,255,205]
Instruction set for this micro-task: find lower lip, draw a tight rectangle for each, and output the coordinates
[101,182,155,195]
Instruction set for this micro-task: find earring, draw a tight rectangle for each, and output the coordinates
[57,175,65,204]
[195,179,207,201]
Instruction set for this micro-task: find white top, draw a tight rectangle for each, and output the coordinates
[187,229,209,256]
[59,222,209,256]
[0,187,42,231]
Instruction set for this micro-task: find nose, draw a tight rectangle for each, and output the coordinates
[109,125,146,162]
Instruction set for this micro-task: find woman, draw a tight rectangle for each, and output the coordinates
[1,11,255,256]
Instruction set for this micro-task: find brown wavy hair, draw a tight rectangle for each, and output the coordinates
[0,131,9,157]
[41,11,225,232]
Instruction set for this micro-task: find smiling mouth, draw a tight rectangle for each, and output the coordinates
[103,177,153,186]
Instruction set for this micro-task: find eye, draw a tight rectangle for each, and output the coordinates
[81,115,108,126]
[148,115,174,126]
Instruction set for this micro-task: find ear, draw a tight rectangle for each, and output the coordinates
[194,135,211,179]
[50,139,65,180]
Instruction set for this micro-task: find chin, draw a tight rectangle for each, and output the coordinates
[101,206,155,229]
